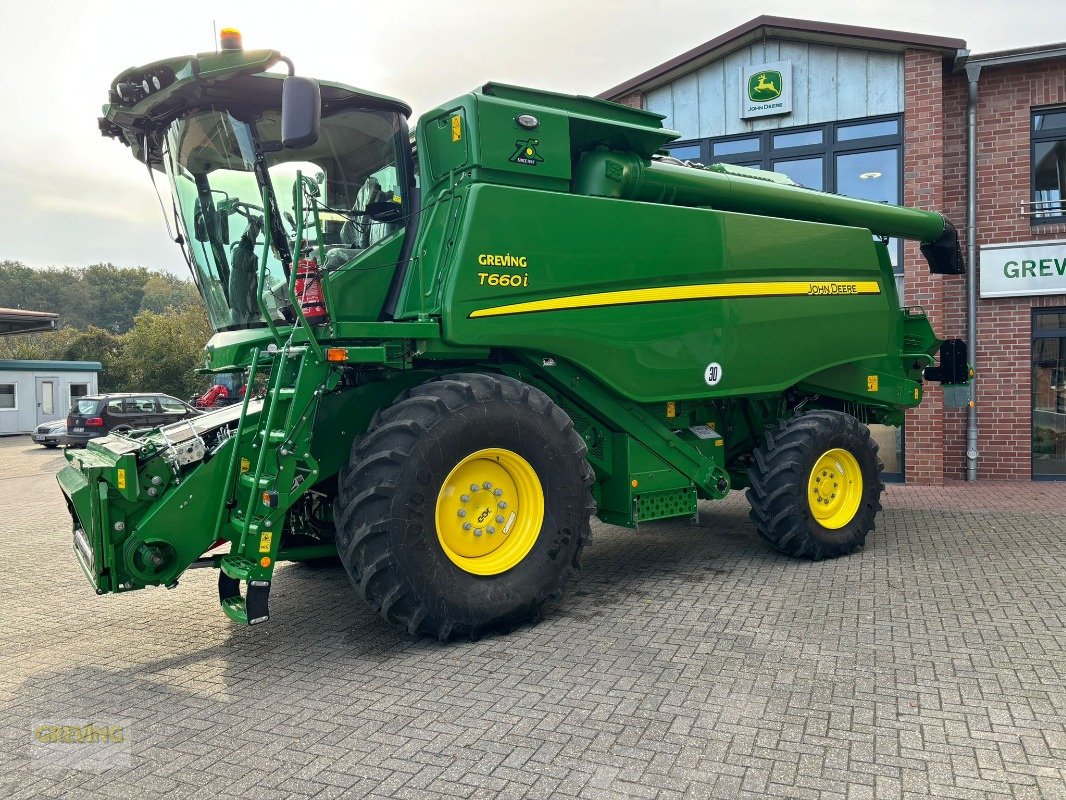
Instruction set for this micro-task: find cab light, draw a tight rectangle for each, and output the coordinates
[85,417,104,427]
[326,348,347,362]
[219,27,243,51]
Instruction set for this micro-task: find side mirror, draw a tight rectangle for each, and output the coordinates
[281,76,321,149]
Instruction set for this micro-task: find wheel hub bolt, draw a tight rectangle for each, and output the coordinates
[498,501,508,509]
[460,494,470,503]
[493,488,503,497]
[462,522,472,531]
[457,509,467,518]
[496,515,504,524]
[483,482,492,490]
[474,528,483,537]
[470,484,480,492]
[487,526,495,534]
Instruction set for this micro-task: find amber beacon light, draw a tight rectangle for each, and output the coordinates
[219,27,243,51]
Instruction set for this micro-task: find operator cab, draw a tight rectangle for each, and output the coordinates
[99,43,414,333]
[165,102,409,330]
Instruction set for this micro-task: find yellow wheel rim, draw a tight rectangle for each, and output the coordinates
[806,448,863,529]
[435,448,544,576]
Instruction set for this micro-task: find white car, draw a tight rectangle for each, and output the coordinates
[32,420,68,448]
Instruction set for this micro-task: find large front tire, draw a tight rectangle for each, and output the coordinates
[334,373,594,640]
[746,410,883,560]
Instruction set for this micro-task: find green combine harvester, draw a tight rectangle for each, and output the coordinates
[60,31,970,639]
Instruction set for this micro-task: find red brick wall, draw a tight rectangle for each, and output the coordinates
[905,52,1066,483]
[615,92,643,109]
[944,61,1066,480]
[903,50,949,484]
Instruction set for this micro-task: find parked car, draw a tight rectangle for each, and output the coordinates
[66,393,202,447]
[32,419,68,448]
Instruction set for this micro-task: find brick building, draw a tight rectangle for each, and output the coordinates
[599,16,1066,484]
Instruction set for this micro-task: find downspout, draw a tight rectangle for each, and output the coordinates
[964,61,981,481]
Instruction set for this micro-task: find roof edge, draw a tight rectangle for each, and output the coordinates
[598,15,966,100]
[960,41,1066,70]
[0,359,102,372]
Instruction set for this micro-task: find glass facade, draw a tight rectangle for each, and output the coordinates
[1033,309,1066,479]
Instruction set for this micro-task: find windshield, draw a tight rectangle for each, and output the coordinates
[164,106,409,331]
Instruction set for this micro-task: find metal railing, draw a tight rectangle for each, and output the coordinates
[1020,198,1066,219]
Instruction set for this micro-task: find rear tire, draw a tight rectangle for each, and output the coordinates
[334,373,594,640]
[746,410,883,560]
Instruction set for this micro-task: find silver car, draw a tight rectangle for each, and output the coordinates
[32,420,68,448]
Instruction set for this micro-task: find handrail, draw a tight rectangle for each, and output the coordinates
[255,187,285,348]
[212,346,261,544]
[288,171,325,363]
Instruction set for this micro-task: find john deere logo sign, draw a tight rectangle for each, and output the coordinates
[740,61,792,119]
[748,71,782,102]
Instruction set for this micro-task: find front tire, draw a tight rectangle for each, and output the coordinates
[746,410,883,560]
[334,373,594,640]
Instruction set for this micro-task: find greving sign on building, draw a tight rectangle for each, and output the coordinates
[740,62,792,119]
[979,239,1066,298]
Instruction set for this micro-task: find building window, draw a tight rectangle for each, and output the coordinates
[664,142,702,161]
[1033,309,1066,480]
[0,383,15,410]
[1032,108,1066,222]
[69,383,90,402]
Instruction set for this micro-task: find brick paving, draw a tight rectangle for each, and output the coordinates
[0,434,1064,799]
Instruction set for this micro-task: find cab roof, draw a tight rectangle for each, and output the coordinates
[100,49,411,166]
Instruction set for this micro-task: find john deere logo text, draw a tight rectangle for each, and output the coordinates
[748,71,782,103]
[807,282,859,295]
[509,139,543,166]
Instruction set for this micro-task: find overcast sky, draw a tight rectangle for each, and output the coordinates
[0,0,1059,276]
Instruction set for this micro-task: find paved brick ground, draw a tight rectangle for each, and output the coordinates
[1,434,1064,799]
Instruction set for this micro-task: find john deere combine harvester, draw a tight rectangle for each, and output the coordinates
[60,32,969,639]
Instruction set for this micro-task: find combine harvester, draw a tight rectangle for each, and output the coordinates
[60,30,969,639]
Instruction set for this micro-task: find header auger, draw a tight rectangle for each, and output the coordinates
[60,35,969,640]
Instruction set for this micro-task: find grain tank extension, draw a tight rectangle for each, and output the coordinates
[60,37,970,639]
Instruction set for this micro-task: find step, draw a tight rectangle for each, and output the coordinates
[219,553,257,581]
[218,579,271,625]
[238,473,274,490]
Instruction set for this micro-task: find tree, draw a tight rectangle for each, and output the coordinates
[139,273,201,314]
[0,326,80,360]
[1,260,211,397]
[109,306,212,399]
